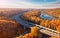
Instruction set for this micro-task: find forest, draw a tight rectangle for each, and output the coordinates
[20,9,60,32]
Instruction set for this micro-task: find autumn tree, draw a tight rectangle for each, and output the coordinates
[17,26,40,38]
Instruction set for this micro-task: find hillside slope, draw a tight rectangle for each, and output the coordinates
[0,16,25,38]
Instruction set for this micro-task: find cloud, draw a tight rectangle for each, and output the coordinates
[0,0,41,8]
[0,0,60,9]
[41,0,60,8]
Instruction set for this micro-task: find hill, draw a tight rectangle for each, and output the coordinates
[0,16,26,38]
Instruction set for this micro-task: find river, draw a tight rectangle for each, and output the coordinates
[12,11,34,28]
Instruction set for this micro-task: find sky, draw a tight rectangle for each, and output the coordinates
[0,0,60,8]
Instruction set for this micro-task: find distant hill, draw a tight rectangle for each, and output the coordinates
[0,8,27,17]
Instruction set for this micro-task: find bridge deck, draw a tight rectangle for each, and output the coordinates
[35,24,60,37]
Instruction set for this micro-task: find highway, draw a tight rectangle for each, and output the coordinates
[12,11,60,37]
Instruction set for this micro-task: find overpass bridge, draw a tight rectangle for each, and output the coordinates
[35,24,60,37]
